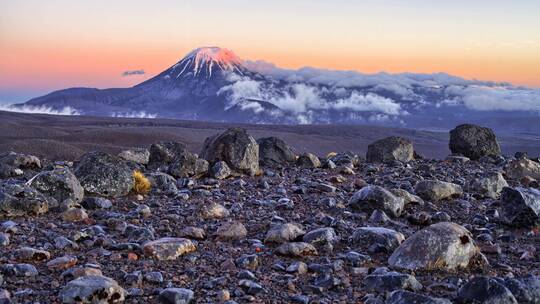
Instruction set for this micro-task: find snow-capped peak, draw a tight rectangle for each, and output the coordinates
[171,47,245,79]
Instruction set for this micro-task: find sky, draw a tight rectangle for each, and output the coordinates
[1,0,539,103]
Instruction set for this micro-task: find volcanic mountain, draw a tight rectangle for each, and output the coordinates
[16,47,540,133]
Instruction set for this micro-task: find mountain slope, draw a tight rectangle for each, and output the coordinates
[16,46,540,133]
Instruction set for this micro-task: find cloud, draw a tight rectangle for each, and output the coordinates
[332,92,404,115]
[442,85,540,112]
[111,111,157,118]
[0,104,80,115]
[122,70,145,77]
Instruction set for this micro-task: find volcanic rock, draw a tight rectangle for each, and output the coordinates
[366,136,414,163]
[449,124,501,160]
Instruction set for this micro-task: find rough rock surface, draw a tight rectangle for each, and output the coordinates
[257,137,296,167]
[449,124,501,160]
[200,128,259,176]
[388,222,480,270]
[118,148,150,165]
[74,151,134,198]
[59,275,126,303]
[29,168,84,209]
[0,181,49,216]
[366,136,414,163]
[296,153,321,169]
[505,158,540,180]
[143,237,197,261]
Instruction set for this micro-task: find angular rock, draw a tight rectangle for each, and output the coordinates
[0,151,41,178]
[29,168,84,209]
[500,187,540,227]
[302,227,338,250]
[449,124,501,160]
[200,128,259,176]
[471,172,508,199]
[366,136,414,163]
[257,137,296,167]
[59,275,126,303]
[296,153,321,169]
[148,172,178,195]
[386,290,452,304]
[0,181,49,216]
[168,150,208,179]
[264,223,305,244]
[74,151,134,198]
[158,287,194,304]
[414,180,463,202]
[178,226,206,240]
[275,242,318,257]
[352,227,405,252]
[81,197,112,210]
[388,222,479,270]
[198,202,230,219]
[210,161,231,180]
[364,268,422,293]
[457,276,517,304]
[349,185,405,217]
[505,158,540,180]
[143,237,196,261]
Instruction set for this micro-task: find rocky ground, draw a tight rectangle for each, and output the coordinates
[0,124,539,303]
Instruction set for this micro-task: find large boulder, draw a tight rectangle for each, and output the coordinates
[366,136,414,163]
[414,180,463,202]
[388,222,480,271]
[257,137,296,167]
[59,275,126,303]
[449,124,501,160]
[500,187,540,227]
[349,185,405,217]
[504,158,540,180]
[200,128,259,176]
[74,151,134,198]
[0,181,49,216]
[148,142,187,167]
[29,168,84,209]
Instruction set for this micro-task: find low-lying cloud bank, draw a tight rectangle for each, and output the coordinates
[0,104,80,115]
[219,59,540,120]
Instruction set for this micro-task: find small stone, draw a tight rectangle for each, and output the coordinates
[62,208,89,222]
[215,221,248,241]
[296,153,321,169]
[349,185,405,217]
[46,256,78,271]
[199,202,230,219]
[414,180,463,202]
[364,268,422,292]
[14,247,51,262]
[457,276,517,304]
[158,287,194,304]
[275,242,318,257]
[59,275,126,303]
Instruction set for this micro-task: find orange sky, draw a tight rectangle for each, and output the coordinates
[1,0,539,101]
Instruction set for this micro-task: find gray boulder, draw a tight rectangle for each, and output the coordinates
[388,222,480,270]
[0,181,49,216]
[349,185,405,217]
[147,172,177,195]
[74,151,134,198]
[148,141,187,167]
[29,168,84,209]
[457,276,517,304]
[352,227,405,252]
[200,128,259,176]
[449,124,501,160]
[168,152,208,178]
[366,136,414,163]
[257,137,296,167]
[414,180,463,202]
[59,275,126,303]
[501,187,540,227]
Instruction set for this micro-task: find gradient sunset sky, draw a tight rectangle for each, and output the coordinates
[1,0,539,103]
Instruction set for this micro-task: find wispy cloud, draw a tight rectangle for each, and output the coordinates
[0,104,80,115]
[122,70,145,77]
